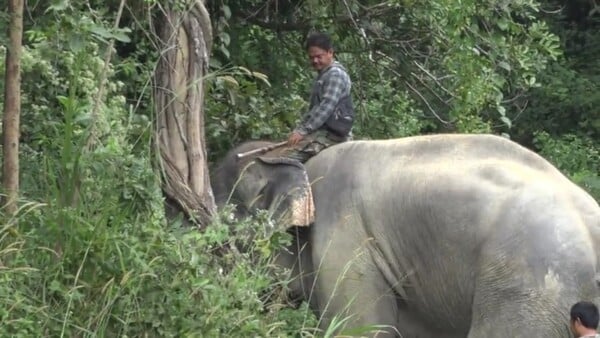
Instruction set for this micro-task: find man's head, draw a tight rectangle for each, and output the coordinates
[570,301,599,336]
[305,32,334,72]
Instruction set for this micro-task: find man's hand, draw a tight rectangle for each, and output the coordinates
[287,131,304,146]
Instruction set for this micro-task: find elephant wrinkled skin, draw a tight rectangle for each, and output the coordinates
[211,134,600,338]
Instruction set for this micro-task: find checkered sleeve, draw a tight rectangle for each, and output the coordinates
[295,69,347,135]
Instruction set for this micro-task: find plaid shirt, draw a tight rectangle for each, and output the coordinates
[295,61,352,135]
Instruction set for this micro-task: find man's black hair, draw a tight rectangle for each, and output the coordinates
[571,301,600,329]
[305,32,333,51]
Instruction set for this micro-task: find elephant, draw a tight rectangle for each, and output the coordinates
[210,133,600,337]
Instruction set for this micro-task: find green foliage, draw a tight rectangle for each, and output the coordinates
[9,15,127,158]
[515,61,600,139]
[404,0,561,131]
[534,131,600,199]
[205,66,303,161]
[0,203,318,336]
[205,24,311,159]
[2,89,317,335]
[513,2,600,142]
[352,78,425,138]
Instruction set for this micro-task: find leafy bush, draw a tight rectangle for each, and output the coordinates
[205,68,305,161]
[1,199,318,336]
[352,79,425,138]
[534,131,600,199]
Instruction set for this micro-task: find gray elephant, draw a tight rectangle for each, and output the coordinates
[211,134,600,337]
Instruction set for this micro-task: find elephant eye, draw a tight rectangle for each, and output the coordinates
[249,183,269,210]
[261,182,277,207]
[257,184,268,198]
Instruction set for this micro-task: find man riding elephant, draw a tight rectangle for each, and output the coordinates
[283,32,355,163]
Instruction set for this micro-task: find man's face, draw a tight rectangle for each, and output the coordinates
[308,46,333,71]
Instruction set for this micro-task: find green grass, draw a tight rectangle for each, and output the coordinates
[0,195,326,337]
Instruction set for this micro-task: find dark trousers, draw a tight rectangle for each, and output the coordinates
[280,129,350,163]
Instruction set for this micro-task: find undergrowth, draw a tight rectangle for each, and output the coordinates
[0,198,320,337]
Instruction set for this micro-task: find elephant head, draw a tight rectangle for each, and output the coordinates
[211,141,317,307]
[211,142,314,228]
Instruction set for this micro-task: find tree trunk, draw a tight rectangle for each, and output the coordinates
[154,0,216,227]
[2,0,24,215]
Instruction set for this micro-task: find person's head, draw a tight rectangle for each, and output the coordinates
[570,301,599,336]
[305,32,334,71]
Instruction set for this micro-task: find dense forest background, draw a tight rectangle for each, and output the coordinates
[0,0,598,336]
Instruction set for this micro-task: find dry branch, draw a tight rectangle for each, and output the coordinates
[85,0,127,150]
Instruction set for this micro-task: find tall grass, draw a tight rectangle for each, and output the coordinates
[0,91,321,336]
[0,199,322,336]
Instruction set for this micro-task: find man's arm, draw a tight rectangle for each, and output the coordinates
[294,69,346,135]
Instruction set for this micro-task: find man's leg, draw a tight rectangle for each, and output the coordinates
[281,131,339,163]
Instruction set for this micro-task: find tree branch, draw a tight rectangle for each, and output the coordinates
[240,16,309,31]
[85,0,127,151]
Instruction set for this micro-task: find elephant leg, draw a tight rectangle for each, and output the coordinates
[467,269,574,337]
[311,238,400,337]
[467,214,599,338]
[393,307,466,338]
[467,298,571,338]
[273,227,315,307]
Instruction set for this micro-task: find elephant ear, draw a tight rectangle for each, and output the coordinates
[256,156,314,227]
[256,156,304,169]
